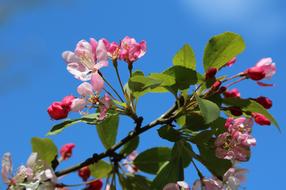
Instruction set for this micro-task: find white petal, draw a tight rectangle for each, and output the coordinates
[67,62,92,81]
[62,51,80,63]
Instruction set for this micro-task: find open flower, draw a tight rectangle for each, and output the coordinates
[245,57,276,81]
[119,36,146,63]
[122,151,139,174]
[62,39,108,93]
[2,153,57,190]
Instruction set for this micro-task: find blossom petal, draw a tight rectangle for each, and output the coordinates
[91,72,104,93]
[1,152,12,184]
[67,62,92,81]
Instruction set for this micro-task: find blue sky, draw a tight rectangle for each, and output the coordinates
[0,0,285,189]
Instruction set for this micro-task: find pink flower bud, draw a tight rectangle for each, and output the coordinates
[205,67,218,80]
[85,179,103,190]
[78,166,91,181]
[252,112,271,126]
[246,67,265,80]
[255,96,272,109]
[245,57,276,81]
[60,143,75,160]
[211,80,222,91]
[226,57,237,67]
[47,102,70,120]
[224,88,240,98]
[61,95,75,108]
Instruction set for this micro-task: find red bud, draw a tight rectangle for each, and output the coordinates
[255,96,272,109]
[224,88,240,98]
[78,166,91,181]
[245,67,265,81]
[228,107,243,116]
[205,67,218,80]
[252,112,271,126]
[211,80,222,91]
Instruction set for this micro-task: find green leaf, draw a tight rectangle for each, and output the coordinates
[203,32,245,71]
[197,138,232,178]
[47,119,81,135]
[223,98,279,129]
[151,140,194,190]
[184,112,209,131]
[120,174,152,190]
[133,147,172,174]
[120,136,139,156]
[172,140,193,167]
[89,160,112,179]
[151,161,183,190]
[173,44,196,70]
[128,73,176,98]
[96,113,119,149]
[31,137,57,166]
[157,125,181,142]
[196,95,220,124]
[163,66,198,94]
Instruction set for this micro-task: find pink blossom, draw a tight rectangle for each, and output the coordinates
[1,153,12,184]
[192,178,223,190]
[123,151,139,174]
[245,57,276,81]
[77,82,94,97]
[223,88,240,98]
[226,57,237,67]
[223,168,247,189]
[62,39,108,92]
[60,143,75,160]
[119,36,147,63]
[164,181,190,190]
[99,94,112,120]
[71,98,87,112]
[91,72,104,94]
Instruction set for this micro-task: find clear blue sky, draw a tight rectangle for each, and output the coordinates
[0,0,285,189]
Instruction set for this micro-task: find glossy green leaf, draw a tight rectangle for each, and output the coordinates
[163,66,199,93]
[223,98,279,129]
[157,125,181,142]
[151,160,183,190]
[203,32,245,71]
[31,137,57,166]
[89,160,112,179]
[47,119,81,135]
[120,136,139,156]
[196,95,220,124]
[96,113,119,149]
[173,44,196,70]
[133,147,172,174]
[120,174,152,190]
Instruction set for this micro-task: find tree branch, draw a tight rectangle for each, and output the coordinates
[55,103,178,177]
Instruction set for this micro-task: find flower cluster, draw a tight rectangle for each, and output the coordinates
[1,153,57,190]
[215,117,256,161]
[47,36,146,121]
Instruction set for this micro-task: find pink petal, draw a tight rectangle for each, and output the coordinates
[91,72,104,93]
[95,39,108,69]
[1,152,12,184]
[77,82,94,97]
[71,98,87,112]
[62,51,80,63]
[67,62,92,81]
